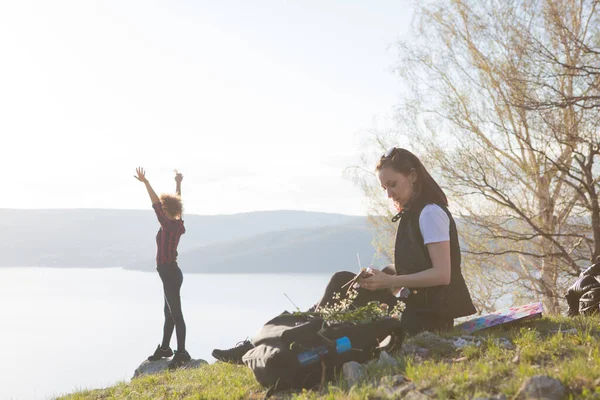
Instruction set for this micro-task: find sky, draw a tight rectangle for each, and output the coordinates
[0,0,412,216]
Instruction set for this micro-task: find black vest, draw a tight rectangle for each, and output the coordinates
[394,203,476,318]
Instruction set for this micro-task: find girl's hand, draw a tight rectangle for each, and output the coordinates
[134,167,148,183]
[357,268,393,291]
[174,169,184,183]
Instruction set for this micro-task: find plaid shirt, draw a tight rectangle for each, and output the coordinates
[152,202,186,265]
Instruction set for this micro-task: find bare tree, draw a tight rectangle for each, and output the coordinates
[511,0,600,261]
[516,0,600,111]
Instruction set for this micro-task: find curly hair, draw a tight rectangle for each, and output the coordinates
[160,193,183,218]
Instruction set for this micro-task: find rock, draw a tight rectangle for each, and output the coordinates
[514,375,565,400]
[377,382,416,398]
[379,374,408,387]
[400,343,431,359]
[397,383,418,397]
[377,351,401,368]
[511,351,520,364]
[133,358,208,378]
[453,337,481,349]
[400,343,420,354]
[408,333,515,354]
[472,395,506,400]
[404,390,430,399]
[342,361,366,387]
[416,347,431,358]
[493,338,515,350]
[451,335,513,351]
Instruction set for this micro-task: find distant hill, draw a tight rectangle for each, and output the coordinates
[0,209,373,271]
[130,223,381,273]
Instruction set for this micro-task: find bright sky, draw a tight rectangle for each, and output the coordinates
[0,1,411,216]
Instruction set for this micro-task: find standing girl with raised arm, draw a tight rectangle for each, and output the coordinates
[134,167,191,369]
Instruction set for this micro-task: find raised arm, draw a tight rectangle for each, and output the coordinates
[134,167,160,205]
[174,169,183,197]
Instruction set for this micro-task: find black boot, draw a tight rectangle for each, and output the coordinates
[211,340,254,364]
[168,349,192,370]
[148,344,173,361]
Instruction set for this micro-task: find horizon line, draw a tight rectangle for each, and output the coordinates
[0,207,368,218]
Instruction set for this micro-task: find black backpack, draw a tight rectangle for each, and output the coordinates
[242,312,405,395]
[566,259,600,316]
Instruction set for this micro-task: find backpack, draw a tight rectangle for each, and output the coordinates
[242,311,405,395]
[566,259,600,316]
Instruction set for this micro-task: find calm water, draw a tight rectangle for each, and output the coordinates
[0,268,332,400]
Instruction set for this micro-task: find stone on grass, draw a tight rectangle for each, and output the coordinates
[378,374,408,387]
[493,338,515,350]
[514,375,565,400]
[342,361,366,387]
[472,394,507,400]
[133,358,208,379]
[377,382,416,399]
[377,351,401,368]
[404,390,430,399]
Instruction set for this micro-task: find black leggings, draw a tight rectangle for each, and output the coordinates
[314,271,453,336]
[157,263,187,352]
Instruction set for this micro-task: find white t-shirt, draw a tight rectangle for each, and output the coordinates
[419,204,450,244]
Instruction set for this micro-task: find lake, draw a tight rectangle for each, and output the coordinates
[0,268,333,400]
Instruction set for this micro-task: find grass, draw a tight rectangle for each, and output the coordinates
[57,315,600,399]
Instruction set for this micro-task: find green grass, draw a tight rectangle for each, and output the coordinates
[57,363,263,400]
[58,316,600,400]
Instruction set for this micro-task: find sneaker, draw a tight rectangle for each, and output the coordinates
[168,349,192,370]
[147,344,173,361]
[211,340,254,364]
